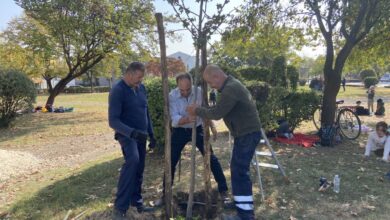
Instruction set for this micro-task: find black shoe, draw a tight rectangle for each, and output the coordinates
[135,204,156,213]
[112,208,126,220]
[221,214,242,220]
[223,200,236,210]
[220,191,231,203]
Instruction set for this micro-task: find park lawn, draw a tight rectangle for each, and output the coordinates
[1,90,390,219]
[0,93,111,149]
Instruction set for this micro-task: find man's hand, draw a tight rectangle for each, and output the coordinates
[130,130,148,143]
[148,135,157,150]
[211,125,218,142]
[178,116,196,125]
[186,104,198,116]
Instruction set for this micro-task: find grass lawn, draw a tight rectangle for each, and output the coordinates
[1,89,390,219]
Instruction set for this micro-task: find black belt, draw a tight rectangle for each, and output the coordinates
[173,125,202,132]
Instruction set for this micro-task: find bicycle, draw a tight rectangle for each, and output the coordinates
[313,100,362,140]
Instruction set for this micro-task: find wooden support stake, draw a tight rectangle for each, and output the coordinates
[200,39,212,218]
[155,13,173,220]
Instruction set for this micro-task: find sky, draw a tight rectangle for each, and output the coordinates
[0,0,323,57]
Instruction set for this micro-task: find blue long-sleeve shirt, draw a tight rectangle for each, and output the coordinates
[108,79,154,139]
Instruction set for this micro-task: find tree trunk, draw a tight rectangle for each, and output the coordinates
[45,76,73,106]
[155,13,173,220]
[200,39,212,218]
[320,68,341,126]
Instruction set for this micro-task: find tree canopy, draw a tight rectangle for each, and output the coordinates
[11,0,155,105]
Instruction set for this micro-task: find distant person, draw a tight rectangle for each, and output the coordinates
[355,101,370,116]
[108,62,156,219]
[367,86,375,114]
[341,77,346,92]
[375,99,385,116]
[209,89,217,106]
[364,121,389,162]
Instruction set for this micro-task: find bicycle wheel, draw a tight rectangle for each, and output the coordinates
[312,107,321,130]
[337,108,361,140]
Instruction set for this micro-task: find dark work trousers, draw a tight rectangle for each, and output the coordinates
[114,136,146,213]
[231,131,261,220]
[167,126,228,193]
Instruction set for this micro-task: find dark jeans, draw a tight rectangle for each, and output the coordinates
[231,131,261,220]
[168,126,228,192]
[114,137,146,213]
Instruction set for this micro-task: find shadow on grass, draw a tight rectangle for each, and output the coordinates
[9,158,122,219]
[0,112,106,144]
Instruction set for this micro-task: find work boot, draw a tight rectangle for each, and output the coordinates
[112,208,126,220]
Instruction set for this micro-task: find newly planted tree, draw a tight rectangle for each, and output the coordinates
[167,0,231,218]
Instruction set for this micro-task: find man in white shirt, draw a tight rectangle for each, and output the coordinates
[168,73,228,197]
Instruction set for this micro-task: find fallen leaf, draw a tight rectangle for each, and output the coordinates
[363,205,376,211]
[289,215,298,220]
[358,167,365,172]
[280,206,287,210]
[350,211,358,217]
[363,185,369,190]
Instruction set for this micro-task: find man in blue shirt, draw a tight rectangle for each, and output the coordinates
[108,62,156,219]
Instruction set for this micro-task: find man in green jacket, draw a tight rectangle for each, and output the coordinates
[187,64,261,220]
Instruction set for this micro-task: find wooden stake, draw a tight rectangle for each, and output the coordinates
[200,37,212,218]
[155,13,173,220]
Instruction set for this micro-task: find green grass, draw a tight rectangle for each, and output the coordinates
[0,93,110,149]
[1,90,390,219]
[8,153,121,220]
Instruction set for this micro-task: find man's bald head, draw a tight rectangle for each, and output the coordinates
[204,64,225,77]
[202,64,227,90]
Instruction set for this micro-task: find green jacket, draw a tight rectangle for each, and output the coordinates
[196,76,261,137]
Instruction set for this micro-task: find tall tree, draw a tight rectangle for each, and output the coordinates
[0,15,67,85]
[15,0,155,105]
[249,0,390,127]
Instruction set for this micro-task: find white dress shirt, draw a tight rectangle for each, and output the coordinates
[169,86,203,128]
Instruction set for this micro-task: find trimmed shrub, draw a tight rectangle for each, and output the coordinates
[299,79,307,86]
[244,81,321,131]
[270,56,287,87]
[238,66,270,82]
[287,65,299,90]
[281,91,321,130]
[0,69,37,128]
[364,77,379,88]
[144,77,176,148]
[359,69,376,80]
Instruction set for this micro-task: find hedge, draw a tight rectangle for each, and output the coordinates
[64,86,111,93]
[243,81,321,131]
[144,77,176,148]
